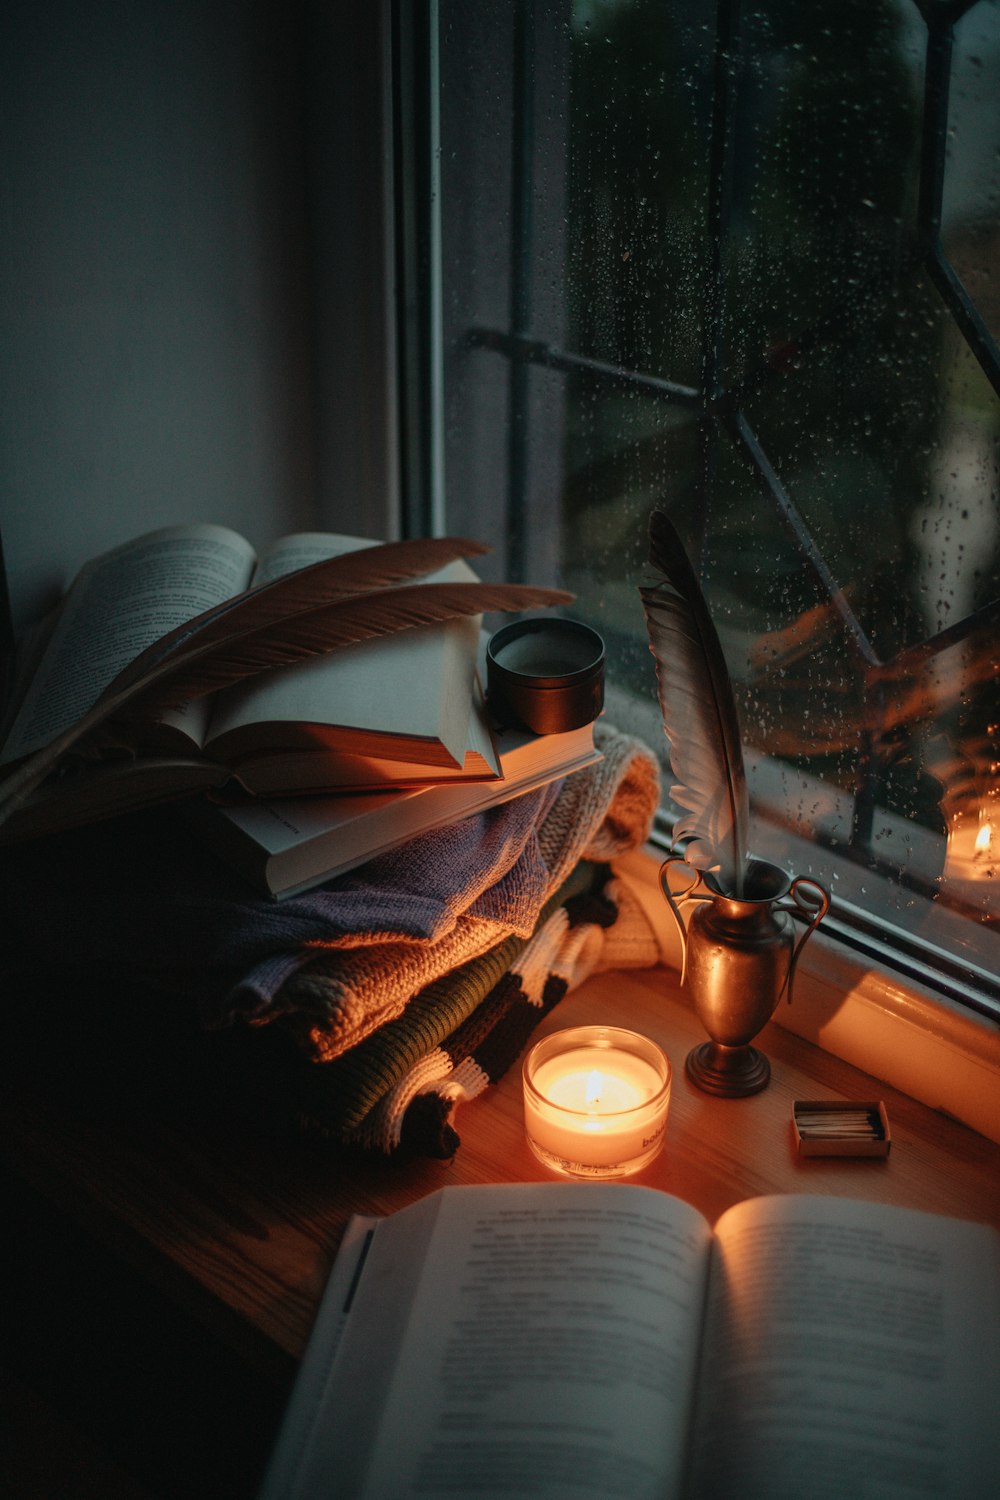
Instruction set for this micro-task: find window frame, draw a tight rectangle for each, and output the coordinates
[390,0,1000,1097]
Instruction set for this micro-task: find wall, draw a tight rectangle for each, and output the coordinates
[0,0,396,642]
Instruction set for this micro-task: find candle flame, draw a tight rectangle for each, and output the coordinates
[585,1070,604,1110]
[975,823,993,855]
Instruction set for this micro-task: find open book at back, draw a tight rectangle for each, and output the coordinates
[0,525,524,841]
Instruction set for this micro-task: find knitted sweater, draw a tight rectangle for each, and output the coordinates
[248,720,661,1062]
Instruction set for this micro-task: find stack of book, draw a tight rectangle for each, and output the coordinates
[0,524,599,897]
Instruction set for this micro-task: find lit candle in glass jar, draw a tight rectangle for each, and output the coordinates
[523,1026,671,1178]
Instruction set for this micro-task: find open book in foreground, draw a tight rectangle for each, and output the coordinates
[0,524,524,842]
[259,1182,1000,1500]
[187,711,600,899]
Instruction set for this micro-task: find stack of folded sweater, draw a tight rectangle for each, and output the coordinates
[2,721,664,1159]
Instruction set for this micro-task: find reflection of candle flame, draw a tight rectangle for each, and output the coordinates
[944,804,997,886]
[585,1070,604,1110]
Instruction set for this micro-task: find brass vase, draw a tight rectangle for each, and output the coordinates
[660,855,830,1097]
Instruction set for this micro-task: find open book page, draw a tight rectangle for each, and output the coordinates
[0,523,257,763]
[269,1183,713,1500]
[688,1193,1000,1500]
[247,530,372,586]
[202,533,482,768]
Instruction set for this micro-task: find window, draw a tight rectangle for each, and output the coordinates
[394,0,1000,1016]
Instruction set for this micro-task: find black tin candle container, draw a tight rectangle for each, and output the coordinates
[486,617,605,734]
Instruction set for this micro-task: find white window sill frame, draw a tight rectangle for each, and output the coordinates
[615,844,1000,1147]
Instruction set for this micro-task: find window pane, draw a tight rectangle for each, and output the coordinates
[567,1,712,384]
[434,0,1000,996]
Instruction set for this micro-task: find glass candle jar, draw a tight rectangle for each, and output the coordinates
[522,1025,671,1179]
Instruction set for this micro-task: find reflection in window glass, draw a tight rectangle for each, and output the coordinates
[435,0,1000,993]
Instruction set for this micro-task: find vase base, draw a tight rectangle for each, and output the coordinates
[685,1041,770,1097]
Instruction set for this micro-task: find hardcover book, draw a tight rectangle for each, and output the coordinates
[187,710,600,899]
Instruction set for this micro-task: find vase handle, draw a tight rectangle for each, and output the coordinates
[779,875,831,1004]
[658,854,710,986]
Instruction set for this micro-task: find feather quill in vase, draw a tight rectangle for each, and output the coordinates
[0,535,572,831]
[638,509,750,897]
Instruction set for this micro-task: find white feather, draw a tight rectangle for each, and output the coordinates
[639,510,750,896]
